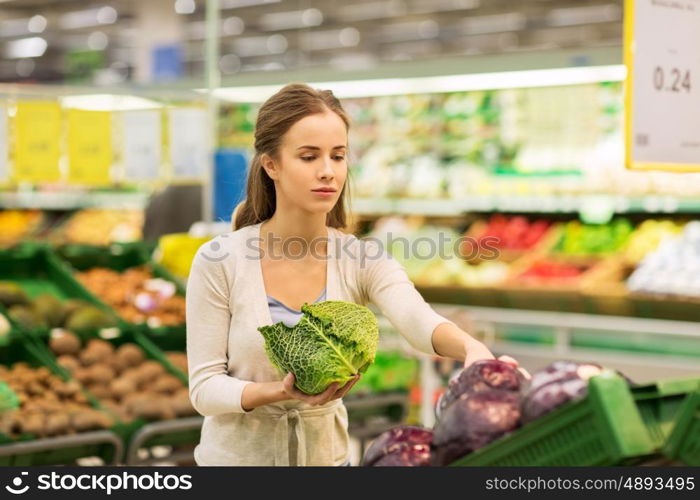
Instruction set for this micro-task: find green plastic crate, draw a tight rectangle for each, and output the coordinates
[450,372,656,466]
[34,327,194,460]
[55,242,186,341]
[663,390,700,466]
[632,377,700,449]
[0,334,124,465]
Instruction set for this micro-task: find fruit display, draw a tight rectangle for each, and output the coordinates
[351,351,418,395]
[0,283,116,332]
[0,210,45,247]
[465,215,553,254]
[511,259,590,286]
[622,219,684,264]
[75,267,185,327]
[0,361,114,439]
[155,233,212,279]
[50,209,143,246]
[48,330,195,423]
[627,221,700,298]
[554,219,634,256]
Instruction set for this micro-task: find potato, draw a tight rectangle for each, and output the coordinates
[72,410,111,432]
[86,383,111,400]
[49,331,82,356]
[21,414,45,436]
[56,355,80,374]
[130,398,165,420]
[110,377,136,401]
[45,412,71,436]
[54,380,81,399]
[72,367,92,384]
[115,343,145,369]
[86,338,114,358]
[88,363,115,385]
[138,360,165,382]
[153,374,183,394]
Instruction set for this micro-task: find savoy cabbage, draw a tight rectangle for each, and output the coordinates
[258,300,379,395]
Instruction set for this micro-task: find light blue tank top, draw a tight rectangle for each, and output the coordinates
[267,288,327,327]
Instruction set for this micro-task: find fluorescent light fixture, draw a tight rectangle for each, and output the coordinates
[60,6,117,30]
[221,0,280,9]
[207,64,627,103]
[548,5,621,27]
[5,37,48,58]
[259,8,323,31]
[60,94,162,111]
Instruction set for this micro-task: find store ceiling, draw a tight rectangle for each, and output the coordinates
[0,0,623,84]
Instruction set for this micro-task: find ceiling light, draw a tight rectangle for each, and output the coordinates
[175,0,196,15]
[5,37,47,58]
[27,15,47,34]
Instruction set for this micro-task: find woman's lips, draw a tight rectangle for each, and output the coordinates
[312,189,336,198]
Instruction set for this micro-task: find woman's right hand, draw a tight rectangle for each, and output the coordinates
[281,373,359,406]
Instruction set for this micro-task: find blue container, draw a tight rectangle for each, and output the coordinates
[214,148,249,223]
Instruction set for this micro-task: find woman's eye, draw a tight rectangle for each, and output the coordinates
[301,156,316,162]
[333,155,346,161]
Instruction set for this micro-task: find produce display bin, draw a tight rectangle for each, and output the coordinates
[34,327,197,462]
[55,242,187,343]
[0,333,124,465]
[0,244,116,313]
[663,389,700,466]
[450,372,656,466]
[631,377,700,450]
[418,284,503,309]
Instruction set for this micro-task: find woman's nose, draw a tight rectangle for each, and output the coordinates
[318,158,334,179]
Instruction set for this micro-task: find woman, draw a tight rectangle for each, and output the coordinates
[186,83,524,466]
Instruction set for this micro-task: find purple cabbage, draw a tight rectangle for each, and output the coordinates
[431,390,521,466]
[362,425,433,467]
[436,359,525,420]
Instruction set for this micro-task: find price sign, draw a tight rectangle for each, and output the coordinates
[625,0,700,171]
[168,107,208,179]
[14,101,61,183]
[123,110,161,181]
[67,109,112,185]
[0,104,7,182]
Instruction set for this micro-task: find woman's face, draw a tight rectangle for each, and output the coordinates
[264,109,348,216]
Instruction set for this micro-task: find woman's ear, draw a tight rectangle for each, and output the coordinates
[260,153,279,180]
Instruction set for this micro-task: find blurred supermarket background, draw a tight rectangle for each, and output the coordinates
[0,0,699,466]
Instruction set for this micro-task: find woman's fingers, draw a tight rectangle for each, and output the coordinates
[497,355,519,367]
[335,375,360,399]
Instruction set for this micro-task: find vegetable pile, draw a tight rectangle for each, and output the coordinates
[364,359,626,466]
[258,300,379,395]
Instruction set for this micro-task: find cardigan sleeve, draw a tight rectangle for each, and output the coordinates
[357,238,456,355]
[186,243,252,416]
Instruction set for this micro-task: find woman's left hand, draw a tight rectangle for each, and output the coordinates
[331,374,361,401]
